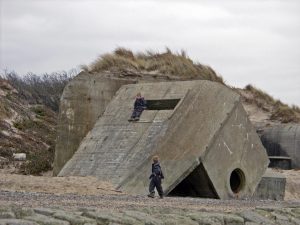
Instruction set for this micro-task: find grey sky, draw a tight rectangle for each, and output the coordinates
[1,0,299,105]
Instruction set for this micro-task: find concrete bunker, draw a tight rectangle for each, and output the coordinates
[58,80,269,199]
[260,124,300,169]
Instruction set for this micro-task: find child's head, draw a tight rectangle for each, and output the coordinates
[136,92,141,98]
[152,155,159,163]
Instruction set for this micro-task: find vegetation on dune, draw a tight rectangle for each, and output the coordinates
[270,105,300,123]
[2,70,75,112]
[83,47,224,83]
[244,85,277,106]
[0,71,74,175]
[243,84,300,123]
[1,105,57,174]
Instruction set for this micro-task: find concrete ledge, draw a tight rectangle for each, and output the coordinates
[268,156,292,170]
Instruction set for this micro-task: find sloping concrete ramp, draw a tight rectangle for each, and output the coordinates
[59,80,269,199]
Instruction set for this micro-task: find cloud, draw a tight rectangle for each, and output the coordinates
[0,0,299,105]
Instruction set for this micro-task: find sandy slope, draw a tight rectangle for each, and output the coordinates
[0,171,122,196]
[278,169,300,201]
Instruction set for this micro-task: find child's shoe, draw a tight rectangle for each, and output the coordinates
[147,193,155,198]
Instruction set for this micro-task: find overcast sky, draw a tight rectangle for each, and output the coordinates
[1,0,299,105]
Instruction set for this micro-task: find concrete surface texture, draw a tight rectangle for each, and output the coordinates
[53,72,134,175]
[53,71,201,176]
[59,80,269,199]
[260,124,300,169]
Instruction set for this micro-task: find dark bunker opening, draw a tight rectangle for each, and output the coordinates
[146,99,180,110]
[229,168,245,193]
[168,163,219,198]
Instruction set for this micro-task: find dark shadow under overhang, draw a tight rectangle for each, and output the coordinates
[168,163,219,199]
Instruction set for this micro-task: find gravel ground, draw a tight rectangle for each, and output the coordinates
[0,171,300,224]
[1,190,299,213]
[0,169,300,214]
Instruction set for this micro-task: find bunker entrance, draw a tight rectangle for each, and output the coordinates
[168,163,219,198]
[230,168,245,193]
[146,99,180,110]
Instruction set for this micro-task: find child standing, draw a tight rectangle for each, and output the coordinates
[148,155,164,199]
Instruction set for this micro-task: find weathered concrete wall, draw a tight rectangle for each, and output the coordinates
[199,102,269,199]
[53,72,134,175]
[59,80,269,199]
[260,124,300,169]
[58,81,199,183]
[268,156,292,170]
[53,71,202,175]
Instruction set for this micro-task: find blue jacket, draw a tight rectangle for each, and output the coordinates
[149,162,164,179]
[134,97,146,110]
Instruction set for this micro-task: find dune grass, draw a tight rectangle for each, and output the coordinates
[244,85,300,123]
[270,105,299,123]
[83,47,224,83]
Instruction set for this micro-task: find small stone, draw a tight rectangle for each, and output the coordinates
[124,211,163,225]
[187,212,223,225]
[12,208,35,219]
[290,217,300,224]
[271,211,289,221]
[33,208,59,217]
[0,211,15,219]
[223,214,244,225]
[25,214,70,225]
[255,209,275,221]
[255,206,279,212]
[53,211,96,225]
[275,219,295,225]
[238,210,275,225]
[73,212,84,216]
[0,218,39,225]
[83,211,139,225]
[291,208,300,218]
[160,214,198,225]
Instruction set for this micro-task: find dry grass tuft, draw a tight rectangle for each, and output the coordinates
[271,105,300,123]
[292,105,300,113]
[245,84,276,105]
[244,84,300,123]
[84,47,224,83]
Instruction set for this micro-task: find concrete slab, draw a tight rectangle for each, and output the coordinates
[253,169,286,200]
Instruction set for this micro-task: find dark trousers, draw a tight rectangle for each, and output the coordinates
[149,176,163,197]
[131,108,143,118]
